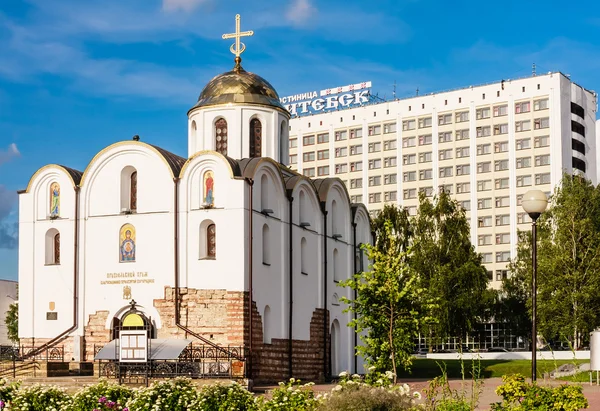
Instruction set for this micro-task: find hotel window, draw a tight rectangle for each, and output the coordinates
[456,164,470,176]
[476,126,491,137]
[303,152,315,162]
[289,138,297,148]
[350,128,362,139]
[406,206,417,216]
[493,104,508,117]
[456,129,469,141]
[439,166,453,178]
[478,235,492,246]
[496,251,511,262]
[493,123,508,135]
[350,194,363,203]
[516,138,531,150]
[402,119,416,131]
[384,140,397,150]
[368,159,381,169]
[384,191,397,202]
[516,175,532,187]
[403,188,417,199]
[402,137,416,148]
[335,130,347,141]
[535,154,550,167]
[419,169,433,180]
[368,125,381,136]
[317,166,329,176]
[317,133,329,144]
[494,141,509,153]
[419,152,432,163]
[534,117,550,129]
[350,178,362,189]
[515,101,531,114]
[515,120,531,132]
[477,180,491,192]
[420,186,434,197]
[418,117,432,128]
[384,174,397,185]
[476,107,491,119]
[368,193,382,203]
[317,149,329,160]
[439,132,452,143]
[303,168,315,177]
[456,182,470,193]
[335,147,348,157]
[403,154,416,165]
[369,176,382,186]
[534,136,550,148]
[384,122,397,133]
[384,156,397,168]
[477,198,492,209]
[456,147,469,158]
[419,134,433,145]
[438,113,452,125]
[495,196,510,208]
[350,161,363,172]
[402,171,416,182]
[368,142,382,153]
[439,149,453,161]
[477,162,491,173]
[440,184,453,194]
[289,154,297,164]
[478,216,492,228]
[517,212,532,224]
[496,214,510,226]
[334,164,347,174]
[535,173,551,185]
[516,157,531,169]
[496,270,509,281]
[477,144,491,155]
[303,135,315,146]
[460,200,471,211]
[496,233,511,245]
[495,178,510,190]
[482,253,493,264]
[495,159,509,171]
[534,98,549,111]
[350,145,363,155]
[516,194,523,206]
[455,111,469,123]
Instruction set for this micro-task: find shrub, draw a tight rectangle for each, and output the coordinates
[9,384,72,411]
[65,379,133,411]
[432,399,471,411]
[260,379,322,411]
[0,378,20,405]
[491,374,588,411]
[126,378,199,411]
[195,381,258,411]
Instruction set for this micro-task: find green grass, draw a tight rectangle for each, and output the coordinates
[396,359,588,379]
[560,371,599,383]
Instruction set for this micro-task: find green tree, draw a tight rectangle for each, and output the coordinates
[371,203,412,254]
[506,174,600,348]
[340,221,435,380]
[5,302,18,345]
[410,191,490,342]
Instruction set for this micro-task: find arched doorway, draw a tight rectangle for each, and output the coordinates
[111,302,154,340]
[330,320,340,376]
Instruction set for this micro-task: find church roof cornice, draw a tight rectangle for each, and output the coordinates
[23,164,83,193]
[179,150,241,180]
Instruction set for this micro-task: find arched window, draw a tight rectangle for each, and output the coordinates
[191,120,197,140]
[299,191,307,224]
[45,229,60,265]
[300,237,308,274]
[120,166,137,213]
[330,320,341,375]
[130,171,137,211]
[263,305,272,344]
[249,118,262,157]
[280,120,287,163]
[215,118,228,156]
[199,220,216,259]
[260,174,269,212]
[332,293,340,306]
[331,200,338,236]
[333,248,340,282]
[262,224,270,265]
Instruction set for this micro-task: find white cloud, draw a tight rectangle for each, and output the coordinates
[0,144,20,166]
[162,0,209,12]
[286,0,317,26]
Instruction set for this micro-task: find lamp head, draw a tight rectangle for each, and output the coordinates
[522,189,548,221]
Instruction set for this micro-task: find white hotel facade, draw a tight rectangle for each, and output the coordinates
[289,72,598,287]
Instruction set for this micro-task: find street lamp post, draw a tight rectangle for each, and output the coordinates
[521,189,548,382]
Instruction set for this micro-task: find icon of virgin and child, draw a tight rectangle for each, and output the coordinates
[119,224,136,262]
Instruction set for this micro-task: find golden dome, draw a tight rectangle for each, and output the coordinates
[190,61,288,115]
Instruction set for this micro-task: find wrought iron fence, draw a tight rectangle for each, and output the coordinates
[19,346,64,362]
[0,345,60,378]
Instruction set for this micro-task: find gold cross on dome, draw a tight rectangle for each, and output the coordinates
[222,14,254,58]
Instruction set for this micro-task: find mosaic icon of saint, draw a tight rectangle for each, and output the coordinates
[50,182,60,217]
[204,171,214,206]
[119,224,136,262]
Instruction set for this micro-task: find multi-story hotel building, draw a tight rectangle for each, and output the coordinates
[288,72,597,287]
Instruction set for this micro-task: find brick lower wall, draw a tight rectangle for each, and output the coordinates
[19,336,76,361]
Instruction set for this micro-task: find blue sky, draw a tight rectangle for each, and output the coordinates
[1,0,600,280]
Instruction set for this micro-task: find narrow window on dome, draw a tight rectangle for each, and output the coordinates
[250,118,262,157]
[215,118,228,156]
[130,171,137,211]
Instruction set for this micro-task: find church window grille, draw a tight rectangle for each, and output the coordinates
[215,118,228,155]
[130,171,137,211]
[207,224,216,258]
[262,224,270,265]
[54,233,60,264]
[45,229,60,265]
[250,118,262,157]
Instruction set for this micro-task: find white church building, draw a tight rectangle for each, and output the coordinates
[17,16,371,382]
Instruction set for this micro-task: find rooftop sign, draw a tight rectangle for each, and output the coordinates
[280,81,372,117]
